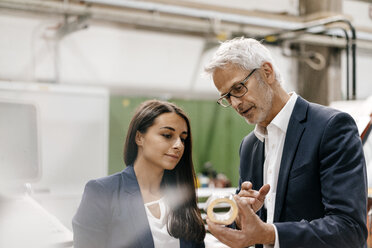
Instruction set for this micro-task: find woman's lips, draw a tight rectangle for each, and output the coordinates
[165,154,179,159]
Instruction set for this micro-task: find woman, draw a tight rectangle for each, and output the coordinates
[73,100,206,248]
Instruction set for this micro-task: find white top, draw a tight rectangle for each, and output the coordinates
[144,197,180,248]
[254,92,298,248]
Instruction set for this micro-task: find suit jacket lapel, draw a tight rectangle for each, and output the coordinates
[120,166,154,248]
[251,138,266,221]
[273,97,308,222]
[253,139,265,190]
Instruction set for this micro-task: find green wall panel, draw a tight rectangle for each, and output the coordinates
[108,96,254,187]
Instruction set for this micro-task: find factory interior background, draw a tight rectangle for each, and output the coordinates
[1,0,372,247]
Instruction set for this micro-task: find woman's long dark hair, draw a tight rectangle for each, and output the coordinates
[123,99,205,242]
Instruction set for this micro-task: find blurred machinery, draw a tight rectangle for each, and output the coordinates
[0,99,73,248]
[0,81,109,247]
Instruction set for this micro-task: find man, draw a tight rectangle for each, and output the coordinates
[204,37,367,248]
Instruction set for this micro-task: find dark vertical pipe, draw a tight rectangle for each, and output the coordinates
[341,29,350,100]
[264,18,357,100]
[340,19,357,100]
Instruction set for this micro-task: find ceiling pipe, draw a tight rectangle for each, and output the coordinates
[262,17,357,100]
[82,0,302,30]
[1,0,372,46]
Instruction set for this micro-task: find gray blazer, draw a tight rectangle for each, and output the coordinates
[73,166,204,248]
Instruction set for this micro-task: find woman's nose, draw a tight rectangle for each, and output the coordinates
[173,138,183,149]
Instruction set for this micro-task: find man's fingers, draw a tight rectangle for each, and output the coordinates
[237,183,270,213]
[257,184,270,201]
[238,182,258,199]
[259,184,270,196]
[239,196,257,205]
[234,195,255,223]
[240,182,269,199]
[206,218,243,248]
[240,181,253,191]
[238,189,258,197]
[206,218,224,232]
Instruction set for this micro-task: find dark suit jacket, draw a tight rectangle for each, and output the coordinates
[72,166,204,248]
[238,96,367,248]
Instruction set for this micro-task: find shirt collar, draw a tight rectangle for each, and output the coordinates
[254,92,298,142]
[254,124,266,142]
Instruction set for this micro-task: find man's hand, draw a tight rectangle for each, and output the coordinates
[238,182,270,213]
[234,182,270,229]
[207,195,275,248]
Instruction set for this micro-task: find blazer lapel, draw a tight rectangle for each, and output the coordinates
[120,166,154,248]
[253,139,265,190]
[251,139,266,221]
[273,97,308,222]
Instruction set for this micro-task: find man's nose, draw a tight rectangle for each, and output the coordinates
[230,96,242,109]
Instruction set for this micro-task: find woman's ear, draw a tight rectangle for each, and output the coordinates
[135,131,143,146]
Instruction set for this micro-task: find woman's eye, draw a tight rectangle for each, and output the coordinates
[180,137,186,143]
[162,134,172,139]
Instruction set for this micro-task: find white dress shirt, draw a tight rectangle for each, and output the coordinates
[253,92,298,248]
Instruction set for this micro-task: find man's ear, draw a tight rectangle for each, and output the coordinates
[135,131,143,146]
[261,62,275,84]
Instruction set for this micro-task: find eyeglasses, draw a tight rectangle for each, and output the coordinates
[217,68,257,107]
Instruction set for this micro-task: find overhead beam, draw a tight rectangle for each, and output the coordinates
[1,0,372,49]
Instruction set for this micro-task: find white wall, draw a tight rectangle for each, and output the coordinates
[59,25,205,92]
[344,0,372,29]
[341,49,372,99]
